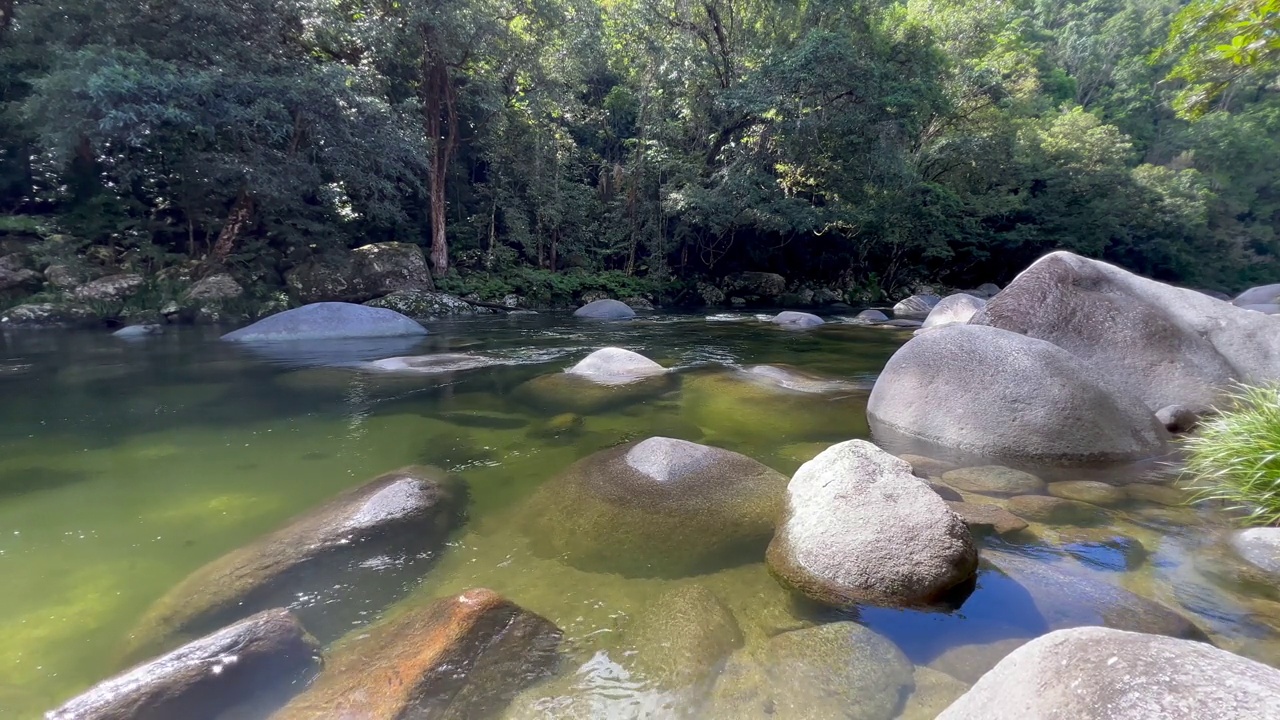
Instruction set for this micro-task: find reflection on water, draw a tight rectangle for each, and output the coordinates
[0,313,1277,718]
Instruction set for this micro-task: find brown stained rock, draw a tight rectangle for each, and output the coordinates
[49,609,318,720]
[946,502,1029,537]
[272,589,562,720]
[130,466,465,656]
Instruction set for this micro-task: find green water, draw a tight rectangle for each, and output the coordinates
[2,313,1278,718]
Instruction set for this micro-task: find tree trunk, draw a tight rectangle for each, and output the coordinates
[420,28,459,275]
[210,191,254,264]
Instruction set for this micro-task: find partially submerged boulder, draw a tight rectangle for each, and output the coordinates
[972,251,1280,410]
[947,502,1029,537]
[680,369,868,444]
[767,440,978,608]
[625,584,744,688]
[851,309,889,324]
[1005,494,1108,526]
[565,347,666,385]
[573,298,636,320]
[524,437,788,577]
[273,589,562,720]
[867,324,1168,463]
[514,348,673,413]
[221,302,427,342]
[113,324,163,339]
[363,353,508,376]
[922,293,986,329]
[130,466,465,654]
[1046,480,1126,507]
[893,294,940,320]
[49,609,318,720]
[940,466,1045,497]
[937,627,1280,720]
[770,311,824,328]
[1234,282,1280,307]
[1229,528,1280,581]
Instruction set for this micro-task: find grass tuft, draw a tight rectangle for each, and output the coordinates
[1182,384,1280,527]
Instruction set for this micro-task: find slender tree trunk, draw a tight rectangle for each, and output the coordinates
[420,29,459,275]
[210,191,254,264]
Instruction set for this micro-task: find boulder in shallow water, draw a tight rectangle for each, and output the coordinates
[923,293,986,329]
[867,324,1169,463]
[49,609,318,720]
[1229,528,1280,580]
[680,369,868,444]
[770,311,824,328]
[273,588,561,720]
[1046,480,1126,506]
[893,294,940,320]
[221,302,427,342]
[1234,283,1280,307]
[767,440,978,609]
[1241,303,1280,315]
[514,348,673,413]
[1005,494,1108,526]
[972,251,1280,410]
[705,621,914,720]
[565,347,666,385]
[363,353,507,375]
[131,466,465,655]
[524,437,787,577]
[976,282,1001,297]
[625,584,744,687]
[573,298,636,320]
[937,627,1280,720]
[113,324,163,339]
[940,466,1045,497]
[947,502,1029,537]
[851,309,889,323]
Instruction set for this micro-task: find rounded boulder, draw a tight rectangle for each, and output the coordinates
[923,293,987,329]
[221,302,427,342]
[573,299,636,320]
[867,324,1169,463]
[770,311,824,328]
[524,437,788,577]
[767,440,978,609]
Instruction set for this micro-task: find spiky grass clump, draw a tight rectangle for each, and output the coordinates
[1183,384,1280,527]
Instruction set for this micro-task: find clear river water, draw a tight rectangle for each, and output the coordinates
[2,312,1279,718]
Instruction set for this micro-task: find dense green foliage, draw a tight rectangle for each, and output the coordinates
[1,0,1278,302]
[1184,385,1280,526]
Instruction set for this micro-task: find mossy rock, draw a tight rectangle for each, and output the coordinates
[1006,494,1109,526]
[626,584,744,687]
[523,437,788,577]
[679,370,868,444]
[1046,480,1127,507]
[940,466,1046,496]
[514,371,677,415]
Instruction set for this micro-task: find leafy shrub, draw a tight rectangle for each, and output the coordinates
[1183,384,1280,526]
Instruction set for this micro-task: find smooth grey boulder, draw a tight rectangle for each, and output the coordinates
[972,251,1280,410]
[524,437,788,577]
[1241,303,1280,315]
[868,324,1169,463]
[1005,495,1108,526]
[363,353,508,375]
[48,609,319,720]
[1229,528,1280,578]
[770,311,824,328]
[767,440,978,608]
[706,621,914,720]
[852,309,889,323]
[573,298,636,320]
[113,324,163,339]
[923,293,987,329]
[129,466,465,656]
[937,627,1280,720]
[976,282,1001,297]
[221,302,427,342]
[1234,283,1280,307]
[893,294,941,320]
[565,347,666,385]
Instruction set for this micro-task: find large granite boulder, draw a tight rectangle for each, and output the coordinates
[72,273,145,304]
[1234,283,1280,307]
[851,309,889,324]
[867,324,1169,463]
[221,302,427,342]
[722,271,786,304]
[923,293,986,329]
[273,589,561,720]
[130,466,465,655]
[1241,303,1280,314]
[573,298,636,320]
[524,437,788,577]
[1229,528,1280,583]
[767,440,978,609]
[706,621,914,720]
[770,311,824,328]
[182,273,244,303]
[893,294,941,320]
[286,242,433,303]
[49,609,319,720]
[366,289,477,318]
[515,348,673,414]
[972,251,1280,410]
[986,551,1208,640]
[937,627,1280,720]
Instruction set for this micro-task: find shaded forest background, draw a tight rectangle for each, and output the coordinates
[0,0,1278,308]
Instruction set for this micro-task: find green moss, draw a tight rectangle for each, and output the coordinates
[1183,384,1280,527]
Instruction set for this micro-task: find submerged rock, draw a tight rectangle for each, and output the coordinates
[626,584,744,687]
[524,437,787,577]
[1046,480,1126,506]
[705,621,914,720]
[922,293,986,329]
[274,589,562,720]
[48,609,318,720]
[767,440,978,609]
[363,353,508,375]
[1229,528,1280,580]
[941,466,1045,497]
[565,347,667,385]
[893,294,941,320]
[130,466,465,654]
[851,309,889,324]
[573,299,636,320]
[770,311,824,328]
[1125,482,1188,507]
[1005,494,1108,526]
[899,667,971,720]
[947,502,1029,537]
[740,364,862,394]
[680,369,868,444]
[972,251,1280,410]
[937,627,1280,720]
[221,302,427,342]
[867,324,1169,463]
[515,348,673,413]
